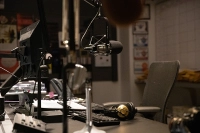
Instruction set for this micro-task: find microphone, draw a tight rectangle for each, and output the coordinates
[84,40,123,56]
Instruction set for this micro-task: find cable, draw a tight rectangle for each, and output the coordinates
[80,7,101,48]
[93,35,106,45]
[0,67,22,91]
[83,0,96,7]
[0,67,20,80]
[0,111,5,121]
[28,52,46,115]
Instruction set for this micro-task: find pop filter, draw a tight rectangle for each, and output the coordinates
[100,0,144,27]
[68,64,87,90]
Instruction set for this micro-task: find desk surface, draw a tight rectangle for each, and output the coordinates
[3,104,170,133]
[47,116,170,133]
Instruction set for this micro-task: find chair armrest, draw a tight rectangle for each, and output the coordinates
[136,106,161,113]
[103,101,130,107]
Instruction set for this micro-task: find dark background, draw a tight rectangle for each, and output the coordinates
[0,0,118,82]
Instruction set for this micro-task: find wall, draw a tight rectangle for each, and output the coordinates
[93,0,200,108]
[154,0,200,111]
[155,0,200,70]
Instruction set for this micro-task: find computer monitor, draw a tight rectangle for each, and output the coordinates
[0,20,48,96]
[19,20,47,79]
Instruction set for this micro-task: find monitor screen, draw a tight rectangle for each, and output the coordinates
[18,20,46,79]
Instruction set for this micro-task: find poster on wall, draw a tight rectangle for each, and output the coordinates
[0,24,18,51]
[133,34,148,46]
[0,13,18,51]
[134,61,148,74]
[139,4,150,20]
[0,13,18,79]
[134,46,148,60]
[133,21,148,34]
[133,20,149,74]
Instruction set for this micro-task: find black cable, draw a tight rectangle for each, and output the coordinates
[28,53,46,115]
[80,7,101,48]
[0,67,22,91]
[0,111,5,121]
[0,67,20,80]
[91,35,106,45]
[83,0,96,7]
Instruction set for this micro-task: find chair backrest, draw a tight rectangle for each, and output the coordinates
[141,60,180,123]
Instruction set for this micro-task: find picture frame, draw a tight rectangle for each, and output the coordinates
[133,34,148,47]
[134,46,148,60]
[134,60,148,74]
[133,21,148,34]
[140,4,150,20]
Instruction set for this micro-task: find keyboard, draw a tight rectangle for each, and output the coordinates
[71,111,120,127]
[78,102,105,113]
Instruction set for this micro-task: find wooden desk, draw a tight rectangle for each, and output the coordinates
[2,104,170,133]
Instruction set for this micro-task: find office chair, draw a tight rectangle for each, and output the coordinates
[103,60,180,123]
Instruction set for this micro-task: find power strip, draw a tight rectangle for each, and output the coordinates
[13,113,47,133]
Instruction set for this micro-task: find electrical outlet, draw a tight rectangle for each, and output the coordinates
[95,55,111,67]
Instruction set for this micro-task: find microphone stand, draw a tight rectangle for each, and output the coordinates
[74,1,106,133]
[62,65,68,133]
[37,65,42,119]
[73,79,106,133]
[62,63,75,133]
[37,51,49,120]
[36,0,50,120]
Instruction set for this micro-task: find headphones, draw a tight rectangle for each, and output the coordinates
[103,102,137,120]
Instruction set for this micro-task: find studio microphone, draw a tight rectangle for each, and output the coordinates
[84,40,123,56]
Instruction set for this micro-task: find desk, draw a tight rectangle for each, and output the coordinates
[47,116,170,133]
[2,104,170,133]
